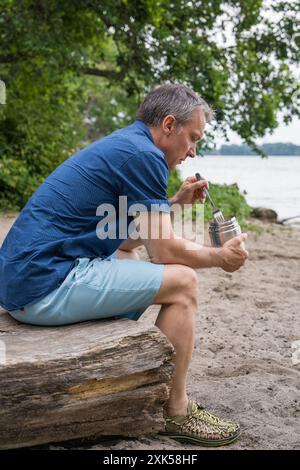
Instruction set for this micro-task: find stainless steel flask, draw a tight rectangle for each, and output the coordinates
[209,216,243,247]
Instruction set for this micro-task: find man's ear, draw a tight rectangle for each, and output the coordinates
[162,115,176,135]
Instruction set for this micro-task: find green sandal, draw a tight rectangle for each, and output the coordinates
[158,400,241,447]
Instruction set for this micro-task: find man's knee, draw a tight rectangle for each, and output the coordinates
[177,266,198,307]
[153,264,198,306]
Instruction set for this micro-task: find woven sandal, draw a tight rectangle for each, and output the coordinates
[158,400,241,447]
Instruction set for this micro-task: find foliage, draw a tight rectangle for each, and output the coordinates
[0,0,299,208]
[202,182,252,223]
[241,222,266,233]
[167,170,183,199]
[0,70,86,208]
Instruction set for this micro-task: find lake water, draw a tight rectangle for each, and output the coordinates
[179,156,300,224]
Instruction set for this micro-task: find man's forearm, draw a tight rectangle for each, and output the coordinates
[118,237,143,251]
[150,237,223,269]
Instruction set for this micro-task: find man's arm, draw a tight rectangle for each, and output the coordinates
[135,211,248,272]
[118,237,143,252]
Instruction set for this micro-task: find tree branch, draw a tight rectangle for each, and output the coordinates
[0,56,124,82]
[81,67,124,80]
[0,53,31,63]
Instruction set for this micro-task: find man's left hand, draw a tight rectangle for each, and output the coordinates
[170,176,209,206]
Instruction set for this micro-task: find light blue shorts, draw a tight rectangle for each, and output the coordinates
[9,253,164,326]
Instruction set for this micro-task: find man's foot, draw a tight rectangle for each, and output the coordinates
[158,400,241,447]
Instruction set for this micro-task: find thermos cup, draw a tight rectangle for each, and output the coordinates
[209,216,244,248]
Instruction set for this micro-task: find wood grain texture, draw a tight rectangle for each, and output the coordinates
[0,308,174,449]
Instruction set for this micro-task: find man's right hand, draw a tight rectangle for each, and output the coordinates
[217,233,249,272]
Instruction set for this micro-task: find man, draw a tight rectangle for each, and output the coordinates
[0,83,248,446]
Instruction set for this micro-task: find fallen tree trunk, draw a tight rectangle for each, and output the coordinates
[0,308,174,449]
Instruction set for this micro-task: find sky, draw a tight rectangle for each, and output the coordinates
[215,117,300,146]
[256,118,300,145]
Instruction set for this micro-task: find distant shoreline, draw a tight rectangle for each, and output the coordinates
[203,154,300,157]
[205,143,300,156]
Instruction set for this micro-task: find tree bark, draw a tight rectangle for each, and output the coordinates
[0,308,174,449]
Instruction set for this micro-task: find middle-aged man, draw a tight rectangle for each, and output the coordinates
[0,83,248,446]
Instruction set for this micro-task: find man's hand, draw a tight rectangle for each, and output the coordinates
[216,234,249,272]
[170,176,209,206]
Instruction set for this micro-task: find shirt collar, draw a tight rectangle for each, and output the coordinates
[133,120,154,143]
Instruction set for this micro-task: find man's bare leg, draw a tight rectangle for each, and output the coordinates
[112,251,197,417]
[152,265,198,417]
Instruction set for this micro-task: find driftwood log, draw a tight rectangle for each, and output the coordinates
[0,308,174,449]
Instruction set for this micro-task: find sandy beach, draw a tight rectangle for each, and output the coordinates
[1,214,299,450]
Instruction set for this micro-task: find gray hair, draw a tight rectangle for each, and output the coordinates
[137,83,215,127]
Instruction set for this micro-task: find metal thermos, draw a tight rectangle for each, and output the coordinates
[209,216,243,247]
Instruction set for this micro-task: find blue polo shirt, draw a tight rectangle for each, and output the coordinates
[0,120,170,311]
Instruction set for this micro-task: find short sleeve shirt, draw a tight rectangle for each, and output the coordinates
[0,120,170,311]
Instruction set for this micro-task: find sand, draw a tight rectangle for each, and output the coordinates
[0,214,299,450]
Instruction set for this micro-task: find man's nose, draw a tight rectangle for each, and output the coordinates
[188,145,196,158]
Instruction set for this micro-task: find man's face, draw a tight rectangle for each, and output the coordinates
[162,109,206,169]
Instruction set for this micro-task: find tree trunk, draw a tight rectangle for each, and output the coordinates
[0,308,174,449]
